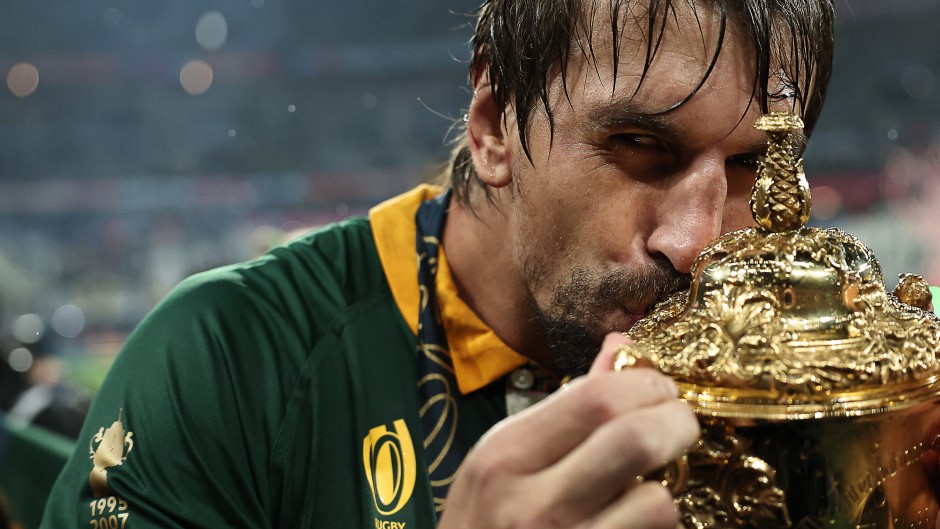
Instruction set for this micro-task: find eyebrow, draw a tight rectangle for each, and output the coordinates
[587,98,810,157]
[588,101,684,142]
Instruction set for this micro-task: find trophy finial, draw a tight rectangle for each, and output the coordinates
[750,112,812,232]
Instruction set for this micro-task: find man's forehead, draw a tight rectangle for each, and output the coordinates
[563,1,733,88]
[556,1,805,125]
[575,1,727,57]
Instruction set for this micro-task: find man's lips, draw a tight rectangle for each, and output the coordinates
[610,307,646,332]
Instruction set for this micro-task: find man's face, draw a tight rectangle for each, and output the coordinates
[502,5,796,375]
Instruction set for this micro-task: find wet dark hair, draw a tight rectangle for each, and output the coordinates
[444,0,835,205]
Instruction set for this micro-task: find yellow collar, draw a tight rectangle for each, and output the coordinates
[369,185,527,394]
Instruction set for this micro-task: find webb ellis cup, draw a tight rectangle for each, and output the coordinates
[615,112,940,528]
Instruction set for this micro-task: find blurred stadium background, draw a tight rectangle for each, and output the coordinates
[0,0,939,524]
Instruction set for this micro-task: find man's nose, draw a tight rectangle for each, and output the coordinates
[645,159,727,274]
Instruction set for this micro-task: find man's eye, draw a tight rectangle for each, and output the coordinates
[609,133,665,150]
[730,152,762,170]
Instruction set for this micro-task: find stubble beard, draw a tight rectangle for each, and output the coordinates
[528,257,691,377]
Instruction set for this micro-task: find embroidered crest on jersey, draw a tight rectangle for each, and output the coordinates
[88,409,135,498]
[363,419,417,515]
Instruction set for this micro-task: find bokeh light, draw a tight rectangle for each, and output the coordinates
[8,348,33,373]
[12,314,44,344]
[52,304,86,338]
[811,185,843,222]
[102,7,121,26]
[7,63,39,97]
[195,11,228,51]
[901,64,935,100]
[180,60,213,95]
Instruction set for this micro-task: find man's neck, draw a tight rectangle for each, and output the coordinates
[441,190,558,373]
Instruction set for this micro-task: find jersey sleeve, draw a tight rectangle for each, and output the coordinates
[40,267,309,529]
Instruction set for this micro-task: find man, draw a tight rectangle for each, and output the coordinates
[41,0,833,527]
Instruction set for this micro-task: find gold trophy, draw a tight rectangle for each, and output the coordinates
[616,112,940,528]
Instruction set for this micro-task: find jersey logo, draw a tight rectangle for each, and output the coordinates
[88,409,135,498]
[362,419,416,515]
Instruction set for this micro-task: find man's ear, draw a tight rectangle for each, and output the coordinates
[467,80,512,188]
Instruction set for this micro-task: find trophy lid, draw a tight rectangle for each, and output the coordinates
[619,112,940,420]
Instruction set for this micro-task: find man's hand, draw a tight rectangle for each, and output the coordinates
[439,333,698,529]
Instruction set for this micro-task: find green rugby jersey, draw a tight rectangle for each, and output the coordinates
[41,186,527,528]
